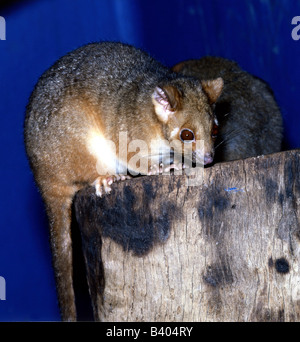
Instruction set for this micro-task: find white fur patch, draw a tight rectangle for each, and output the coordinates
[170,127,180,139]
[152,102,172,123]
[87,129,118,176]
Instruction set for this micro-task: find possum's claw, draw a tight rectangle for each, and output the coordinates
[148,164,163,175]
[93,177,111,197]
[93,174,131,197]
[148,163,188,175]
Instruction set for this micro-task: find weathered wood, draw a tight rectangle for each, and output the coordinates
[74,149,300,322]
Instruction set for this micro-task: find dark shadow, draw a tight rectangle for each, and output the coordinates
[0,0,38,14]
[71,200,94,321]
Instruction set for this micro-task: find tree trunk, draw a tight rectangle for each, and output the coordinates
[74,149,300,322]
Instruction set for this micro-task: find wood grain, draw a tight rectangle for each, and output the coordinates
[74,149,300,322]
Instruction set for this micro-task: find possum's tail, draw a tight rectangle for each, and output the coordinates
[43,185,77,321]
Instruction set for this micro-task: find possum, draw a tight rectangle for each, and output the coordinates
[24,42,223,320]
[172,56,283,162]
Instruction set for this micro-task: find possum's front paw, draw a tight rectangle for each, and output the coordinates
[93,174,131,197]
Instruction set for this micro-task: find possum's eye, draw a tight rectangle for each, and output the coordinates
[180,128,195,143]
[211,123,218,139]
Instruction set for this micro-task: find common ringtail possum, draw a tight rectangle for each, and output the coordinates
[24,42,223,320]
[172,56,283,162]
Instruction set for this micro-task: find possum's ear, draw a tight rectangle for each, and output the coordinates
[201,77,224,104]
[172,61,186,73]
[152,86,182,123]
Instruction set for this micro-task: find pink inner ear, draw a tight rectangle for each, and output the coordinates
[152,87,175,123]
[154,87,171,110]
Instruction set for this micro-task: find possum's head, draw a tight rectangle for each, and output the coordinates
[151,77,223,167]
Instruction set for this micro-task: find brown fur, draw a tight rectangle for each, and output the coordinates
[172,56,283,162]
[24,42,223,320]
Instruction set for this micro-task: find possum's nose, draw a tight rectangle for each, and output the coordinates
[204,152,214,165]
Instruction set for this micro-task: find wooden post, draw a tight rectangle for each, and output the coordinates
[74,149,300,322]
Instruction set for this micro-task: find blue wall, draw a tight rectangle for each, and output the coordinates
[0,0,299,321]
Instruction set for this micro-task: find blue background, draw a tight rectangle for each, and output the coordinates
[0,0,299,321]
